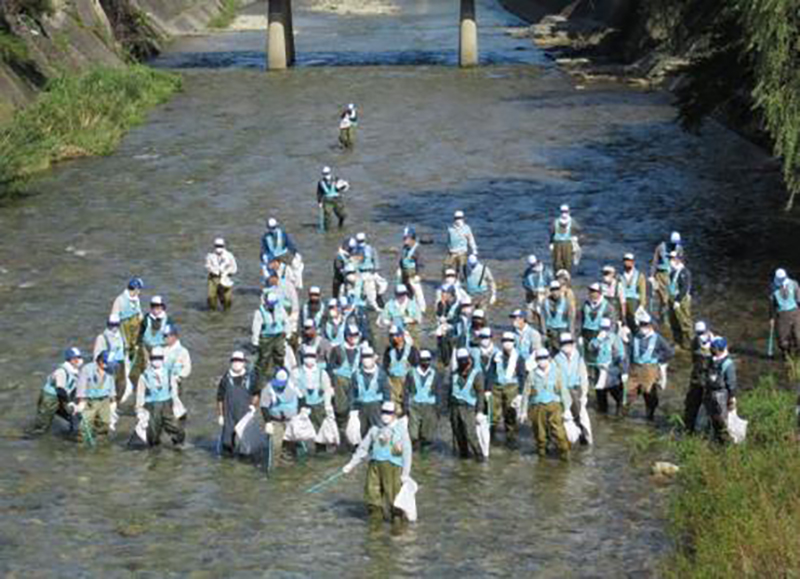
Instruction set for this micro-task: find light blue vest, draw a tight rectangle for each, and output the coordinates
[553,218,572,242]
[555,352,583,390]
[320,179,338,199]
[369,420,405,467]
[494,353,519,387]
[142,316,168,348]
[622,269,641,300]
[334,346,361,379]
[411,369,437,405]
[355,371,384,404]
[515,326,537,360]
[582,300,608,331]
[774,283,798,312]
[590,334,624,367]
[43,365,76,397]
[119,292,141,321]
[400,243,418,270]
[359,245,377,272]
[466,264,489,295]
[143,367,171,403]
[298,368,325,406]
[100,330,126,364]
[268,385,299,419]
[267,229,288,257]
[82,362,115,399]
[447,225,471,254]
[452,368,480,407]
[530,368,561,406]
[656,242,671,272]
[388,343,412,378]
[544,297,569,330]
[633,334,659,365]
[325,319,346,346]
[259,305,286,337]
[523,268,549,292]
[302,304,325,329]
[385,299,419,331]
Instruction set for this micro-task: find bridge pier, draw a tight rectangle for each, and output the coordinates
[267,0,295,70]
[459,0,478,67]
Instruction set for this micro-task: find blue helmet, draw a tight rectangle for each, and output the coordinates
[128,277,144,290]
[403,226,416,239]
[711,337,727,351]
[164,323,179,336]
[64,347,82,361]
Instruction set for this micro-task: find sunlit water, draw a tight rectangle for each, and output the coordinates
[0,0,790,575]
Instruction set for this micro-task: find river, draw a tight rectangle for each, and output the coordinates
[0,0,788,575]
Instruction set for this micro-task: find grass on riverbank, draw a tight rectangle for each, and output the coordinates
[0,65,181,193]
[208,0,240,29]
[665,376,800,577]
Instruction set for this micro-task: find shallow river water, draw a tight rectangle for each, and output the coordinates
[0,0,792,575]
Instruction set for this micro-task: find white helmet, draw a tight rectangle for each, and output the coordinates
[322,166,332,176]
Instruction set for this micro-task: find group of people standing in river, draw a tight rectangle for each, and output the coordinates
[28,105,800,522]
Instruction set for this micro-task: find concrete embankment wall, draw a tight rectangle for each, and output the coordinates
[0,0,227,122]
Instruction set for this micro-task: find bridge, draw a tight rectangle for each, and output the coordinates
[266,0,479,69]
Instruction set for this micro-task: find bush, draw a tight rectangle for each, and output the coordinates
[0,65,181,193]
[665,378,800,577]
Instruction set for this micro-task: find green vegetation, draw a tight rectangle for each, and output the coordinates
[0,65,181,193]
[674,0,800,210]
[208,0,241,29]
[0,29,28,63]
[664,376,800,576]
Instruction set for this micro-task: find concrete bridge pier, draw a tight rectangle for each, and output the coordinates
[267,0,295,70]
[459,0,478,67]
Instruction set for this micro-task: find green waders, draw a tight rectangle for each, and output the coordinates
[145,400,185,446]
[450,404,481,459]
[492,383,520,447]
[256,334,286,385]
[32,392,70,434]
[79,398,111,443]
[322,198,346,230]
[207,274,233,311]
[409,404,437,447]
[365,461,402,521]
[529,402,569,458]
[668,296,693,349]
[552,241,573,275]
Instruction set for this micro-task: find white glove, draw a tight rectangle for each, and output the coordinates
[512,394,522,411]
[110,401,118,415]
[517,410,527,425]
[217,415,224,427]
[648,276,656,285]
[67,402,77,415]
[549,243,554,252]
[248,405,256,414]
[401,474,411,484]
[476,412,487,422]
[342,462,355,474]
[622,374,629,384]
[265,422,275,435]
[673,302,680,310]
[72,401,86,415]
[490,295,497,305]
[301,407,312,417]
[484,392,492,400]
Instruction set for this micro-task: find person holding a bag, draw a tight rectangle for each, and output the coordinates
[554,332,592,445]
[450,348,487,461]
[586,318,628,415]
[520,348,571,460]
[349,346,390,439]
[550,204,581,275]
[292,346,336,451]
[216,351,260,455]
[705,337,738,444]
[205,237,238,311]
[342,401,412,522]
[624,313,674,421]
[260,368,304,463]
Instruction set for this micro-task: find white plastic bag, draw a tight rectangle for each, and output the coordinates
[594,368,609,391]
[563,411,581,444]
[726,410,748,444]
[234,410,263,455]
[572,238,582,266]
[284,413,317,442]
[172,395,188,419]
[134,408,150,443]
[394,477,419,522]
[234,408,255,440]
[658,364,668,391]
[292,253,305,290]
[476,412,490,458]
[345,410,362,446]
[315,416,341,446]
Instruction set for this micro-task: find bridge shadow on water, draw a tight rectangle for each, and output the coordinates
[151,48,537,70]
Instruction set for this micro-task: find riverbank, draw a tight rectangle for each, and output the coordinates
[499,0,799,211]
[664,375,800,576]
[0,65,181,193]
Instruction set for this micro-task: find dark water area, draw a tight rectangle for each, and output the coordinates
[0,0,792,575]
